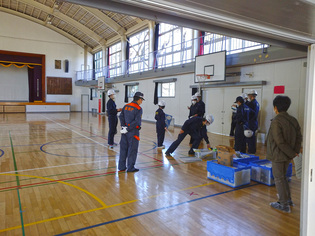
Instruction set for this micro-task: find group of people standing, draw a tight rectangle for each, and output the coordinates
[231,90,260,154]
[106,88,302,215]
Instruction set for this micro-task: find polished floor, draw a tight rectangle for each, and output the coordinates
[0,112,300,235]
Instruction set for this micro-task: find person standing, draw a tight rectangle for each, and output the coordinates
[246,90,260,154]
[229,102,238,136]
[165,115,214,156]
[188,95,198,118]
[106,89,122,149]
[194,92,206,118]
[234,96,250,153]
[155,100,167,149]
[267,95,302,213]
[118,92,144,172]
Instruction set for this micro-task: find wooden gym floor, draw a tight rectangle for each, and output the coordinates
[0,112,300,236]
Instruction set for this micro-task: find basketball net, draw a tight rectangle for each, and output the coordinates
[196,74,210,93]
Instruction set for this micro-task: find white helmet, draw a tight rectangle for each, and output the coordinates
[244,129,254,138]
[205,115,214,125]
[195,92,201,97]
[191,95,197,100]
[241,93,248,99]
[107,89,116,96]
[248,90,257,96]
[158,100,166,107]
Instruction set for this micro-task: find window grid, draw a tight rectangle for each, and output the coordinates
[109,42,122,77]
[158,23,193,68]
[127,85,139,98]
[129,29,150,74]
[158,82,175,98]
[94,51,103,79]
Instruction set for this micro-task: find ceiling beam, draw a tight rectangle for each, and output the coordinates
[82,6,126,36]
[0,7,93,52]
[65,0,308,51]
[17,0,106,46]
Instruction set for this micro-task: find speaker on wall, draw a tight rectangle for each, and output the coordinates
[65,60,69,73]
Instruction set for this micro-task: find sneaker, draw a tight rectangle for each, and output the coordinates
[157,145,165,149]
[188,150,195,155]
[127,168,139,172]
[118,168,126,172]
[270,202,291,213]
[109,145,114,149]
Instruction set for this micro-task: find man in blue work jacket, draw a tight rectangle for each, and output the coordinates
[155,100,167,149]
[106,89,122,149]
[165,115,214,156]
[246,90,260,154]
[194,92,205,118]
[234,96,250,153]
[118,92,144,172]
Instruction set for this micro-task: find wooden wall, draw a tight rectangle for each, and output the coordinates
[47,77,72,95]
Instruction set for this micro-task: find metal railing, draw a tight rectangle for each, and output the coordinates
[76,35,267,82]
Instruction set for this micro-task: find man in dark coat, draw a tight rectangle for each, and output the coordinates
[267,95,302,213]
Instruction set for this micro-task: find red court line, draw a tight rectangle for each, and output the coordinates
[0,164,165,191]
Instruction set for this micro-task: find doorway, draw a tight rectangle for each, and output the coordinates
[81,94,89,112]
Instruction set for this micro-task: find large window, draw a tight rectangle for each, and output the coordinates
[129,29,149,74]
[203,32,268,55]
[94,50,103,79]
[108,42,122,77]
[157,23,193,68]
[158,82,175,97]
[127,85,139,98]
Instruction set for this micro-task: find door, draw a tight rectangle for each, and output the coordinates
[81,94,89,112]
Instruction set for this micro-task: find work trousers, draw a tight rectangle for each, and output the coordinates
[272,160,292,205]
[157,128,165,146]
[108,116,118,145]
[234,124,246,153]
[118,131,139,171]
[246,132,257,154]
[166,132,201,154]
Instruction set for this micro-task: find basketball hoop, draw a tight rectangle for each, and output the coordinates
[196,74,211,92]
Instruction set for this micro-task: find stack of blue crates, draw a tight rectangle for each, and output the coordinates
[250,159,292,186]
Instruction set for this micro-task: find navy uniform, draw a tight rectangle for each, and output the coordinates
[234,96,250,153]
[165,116,210,155]
[247,98,259,154]
[118,92,144,172]
[155,101,166,147]
[107,97,118,147]
[229,103,237,136]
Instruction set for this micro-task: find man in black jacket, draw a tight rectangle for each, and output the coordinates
[165,115,214,156]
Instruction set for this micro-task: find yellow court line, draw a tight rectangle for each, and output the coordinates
[0,173,107,208]
[0,173,216,233]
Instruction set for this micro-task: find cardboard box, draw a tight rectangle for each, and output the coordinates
[216,145,235,166]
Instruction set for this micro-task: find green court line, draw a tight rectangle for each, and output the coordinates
[9,131,25,236]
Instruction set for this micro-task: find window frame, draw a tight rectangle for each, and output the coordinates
[158,82,176,98]
[108,42,122,77]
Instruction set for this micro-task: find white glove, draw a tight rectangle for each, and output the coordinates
[120,126,128,134]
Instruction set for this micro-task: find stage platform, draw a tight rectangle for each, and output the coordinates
[0,102,70,113]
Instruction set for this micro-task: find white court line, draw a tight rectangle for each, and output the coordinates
[41,115,121,154]
[0,159,117,174]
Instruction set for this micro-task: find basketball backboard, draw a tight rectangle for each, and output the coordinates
[195,51,226,83]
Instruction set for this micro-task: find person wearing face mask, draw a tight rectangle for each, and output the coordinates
[118,92,144,172]
[155,100,167,149]
[106,89,122,149]
[246,90,260,154]
[267,95,302,213]
[188,95,198,118]
[194,92,205,118]
[165,114,214,156]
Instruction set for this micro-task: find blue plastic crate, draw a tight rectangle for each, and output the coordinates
[233,153,259,168]
[207,160,251,188]
[250,159,292,186]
